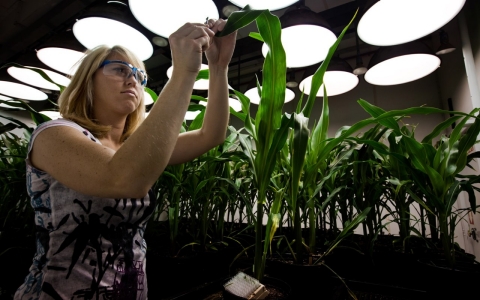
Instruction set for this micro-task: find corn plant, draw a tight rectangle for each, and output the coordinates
[358,100,480,267]
[218,5,399,278]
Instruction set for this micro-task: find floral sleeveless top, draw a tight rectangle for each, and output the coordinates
[15,119,155,300]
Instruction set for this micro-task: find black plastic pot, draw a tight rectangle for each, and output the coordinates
[266,257,340,299]
[419,258,480,298]
[266,253,428,299]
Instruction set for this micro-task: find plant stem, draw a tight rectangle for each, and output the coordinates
[294,204,303,264]
[254,199,264,280]
[439,213,455,268]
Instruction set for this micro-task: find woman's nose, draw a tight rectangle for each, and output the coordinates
[125,71,138,85]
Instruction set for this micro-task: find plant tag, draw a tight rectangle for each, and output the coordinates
[224,272,269,299]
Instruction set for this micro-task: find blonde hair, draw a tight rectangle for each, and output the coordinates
[58,45,146,142]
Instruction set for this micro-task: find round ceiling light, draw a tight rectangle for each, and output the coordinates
[364,41,441,86]
[40,111,62,120]
[146,110,203,120]
[0,96,17,109]
[262,25,336,68]
[228,0,299,11]
[299,71,359,97]
[263,6,336,68]
[0,81,48,101]
[365,54,441,86]
[167,64,210,90]
[185,110,202,120]
[436,30,456,55]
[244,87,295,105]
[0,95,13,100]
[0,102,19,109]
[73,17,153,61]
[129,0,219,38]
[228,98,242,111]
[7,66,70,91]
[37,47,85,76]
[199,98,243,112]
[358,0,466,46]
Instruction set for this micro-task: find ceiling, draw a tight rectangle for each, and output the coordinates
[0,0,378,111]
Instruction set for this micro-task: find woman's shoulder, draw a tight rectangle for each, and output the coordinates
[29,118,100,150]
[34,118,85,133]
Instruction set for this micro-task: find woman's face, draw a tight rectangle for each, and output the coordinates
[92,54,144,118]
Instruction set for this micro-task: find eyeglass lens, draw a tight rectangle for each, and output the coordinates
[103,63,146,85]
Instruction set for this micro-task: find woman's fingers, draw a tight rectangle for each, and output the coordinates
[171,23,214,50]
[174,22,211,37]
[168,22,217,75]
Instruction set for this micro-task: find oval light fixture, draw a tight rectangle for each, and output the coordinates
[364,41,441,86]
[436,29,456,55]
[0,81,48,101]
[244,87,295,105]
[0,96,17,109]
[358,0,466,46]
[228,0,299,11]
[0,102,19,109]
[262,6,336,68]
[199,98,243,112]
[228,98,242,111]
[0,95,13,100]
[167,64,210,90]
[37,47,85,76]
[39,110,62,120]
[299,58,359,97]
[185,110,202,120]
[129,0,219,39]
[300,71,359,97]
[7,66,70,91]
[146,109,202,120]
[73,17,153,61]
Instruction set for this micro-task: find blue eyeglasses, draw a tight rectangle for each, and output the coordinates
[99,60,148,86]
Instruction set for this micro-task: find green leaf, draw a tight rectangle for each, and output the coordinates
[0,99,49,126]
[455,115,480,174]
[0,123,18,135]
[229,108,246,122]
[191,95,208,102]
[308,88,329,166]
[302,9,358,117]
[254,11,286,179]
[249,32,264,42]
[189,109,205,131]
[233,90,255,138]
[0,113,34,133]
[144,87,157,103]
[196,69,209,80]
[289,113,309,212]
[237,133,256,176]
[216,5,267,37]
[262,113,293,202]
[319,207,371,260]
[357,98,400,132]
[422,115,462,143]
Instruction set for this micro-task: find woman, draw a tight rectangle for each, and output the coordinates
[15,19,236,300]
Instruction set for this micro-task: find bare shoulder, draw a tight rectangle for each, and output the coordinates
[30,125,114,174]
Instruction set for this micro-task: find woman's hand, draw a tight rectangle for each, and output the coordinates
[204,19,237,68]
[168,22,215,76]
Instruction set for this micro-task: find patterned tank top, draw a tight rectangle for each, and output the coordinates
[15,119,155,300]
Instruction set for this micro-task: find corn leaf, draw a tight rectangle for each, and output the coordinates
[216,5,267,37]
